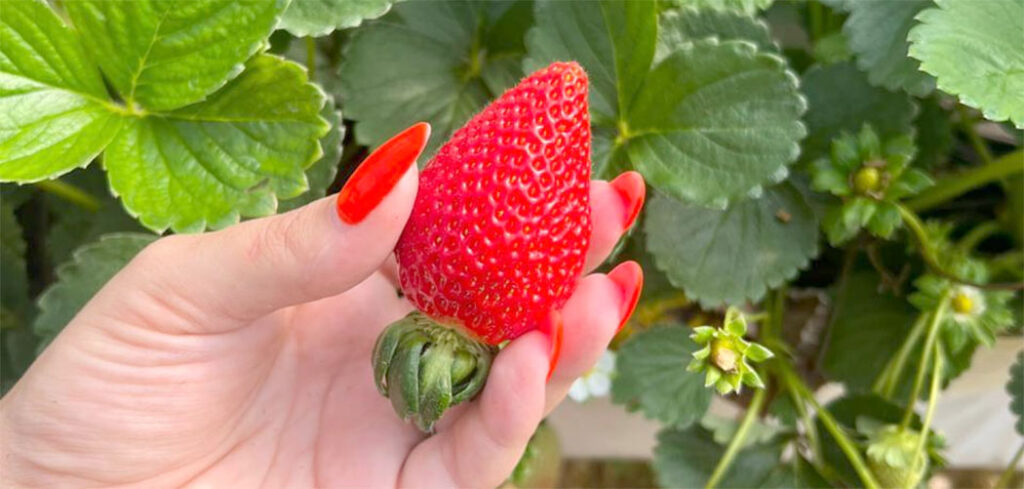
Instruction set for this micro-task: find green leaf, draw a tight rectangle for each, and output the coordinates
[0,0,123,182]
[526,0,656,126]
[524,0,656,176]
[625,39,805,206]
[613,227,679,304]
[663,0,775,15]
[1009,351,1023,436]
[654,425,782,488]
[104,55,329,232]
[2,326,38,394]
[909,0,1024,128]
[843,0,935,96]
[821,269,918,392]
[43,167,149,266]
[33,233,157,352]
[65,0,286,111]
[656,6,777,63]
[525,2,804,199]
[700,414,783,449]
[1,200,28,316]
[279,0,395,37]
[341,0,533,156]
[278,96,343,212]
[801,62,917,161]
[645,182,819,307]
[611,324,712,428]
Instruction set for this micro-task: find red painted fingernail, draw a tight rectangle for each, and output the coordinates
[608,261,643,333]
[610,171,646,230]
[545,311,564,381]
[336,123,430,224]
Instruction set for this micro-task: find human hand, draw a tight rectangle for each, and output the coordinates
[0,123,645,488]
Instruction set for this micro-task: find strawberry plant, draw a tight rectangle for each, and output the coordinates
[2,0,1022,487]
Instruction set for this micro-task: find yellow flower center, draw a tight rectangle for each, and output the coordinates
[952,292,974,314]
[710,338,739,372]
[853,166,882,195]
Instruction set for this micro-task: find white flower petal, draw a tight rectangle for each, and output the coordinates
[568,378,590,403]
[587,373,611,398]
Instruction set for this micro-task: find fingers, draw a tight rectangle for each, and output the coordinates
[584,171,645,272]
[544,261,642,414]
[398,332,549,488]
[115,123,429,331]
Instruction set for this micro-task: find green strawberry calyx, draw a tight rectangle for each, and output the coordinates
[372,312,497,432]
[687,307,774,395]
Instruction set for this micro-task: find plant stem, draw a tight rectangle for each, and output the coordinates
[872,313,928,398]
[33,180,100,211]
[990,251,1024,279]
[906,149,1024,212]
[913,342,943,458]
[897,204,1023,290]
[808,1,824,41]
[957,221,1001,252]
[778,362,880,489]
[958,106,994,164]
[705,386,768,489]
[305,37,316,79]
[786,382,824,472]
[900,291,949,430]
[995,442,1024,489]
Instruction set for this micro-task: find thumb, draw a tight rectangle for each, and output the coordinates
[116,123,430,331]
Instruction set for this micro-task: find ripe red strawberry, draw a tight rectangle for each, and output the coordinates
[373,61,592,431]
[396,61,592,344]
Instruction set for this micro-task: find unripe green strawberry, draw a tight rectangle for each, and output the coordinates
[864,424,927,489]
[373,61,592,431]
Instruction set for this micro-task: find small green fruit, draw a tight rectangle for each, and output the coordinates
[864,425,928,489]
[853,166,882,195]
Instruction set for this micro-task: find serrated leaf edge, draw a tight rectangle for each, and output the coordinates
[644,188,821,308]
[907,5,1024,129]
[637,37,808,209]
[277,0,397,37]
[32,232,158,346]
[104,54,330,234]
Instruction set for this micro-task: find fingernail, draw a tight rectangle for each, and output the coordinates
[610,171,646,230]
[545,311,564,381]
[336,122,431,224]
[607,261,643,333]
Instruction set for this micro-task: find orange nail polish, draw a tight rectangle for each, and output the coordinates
[610,171,646,230]
[336,123,431,224]
[608,261,643,333]
[545,311,564,381]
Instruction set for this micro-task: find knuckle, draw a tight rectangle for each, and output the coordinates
[246,211,318,270]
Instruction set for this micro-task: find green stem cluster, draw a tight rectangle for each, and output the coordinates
[898,204,1023,290]
[778,362,880,489]
[912,342,943,458]
[995,443,1024,489]
[873,313,929,398]
[305,37,317,78]
[754,288,880,489]
[957,106,995,164]
[900,291,949,430]
[906,149,1023,212]
[34,180,101,211]
[704,386,768,489]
